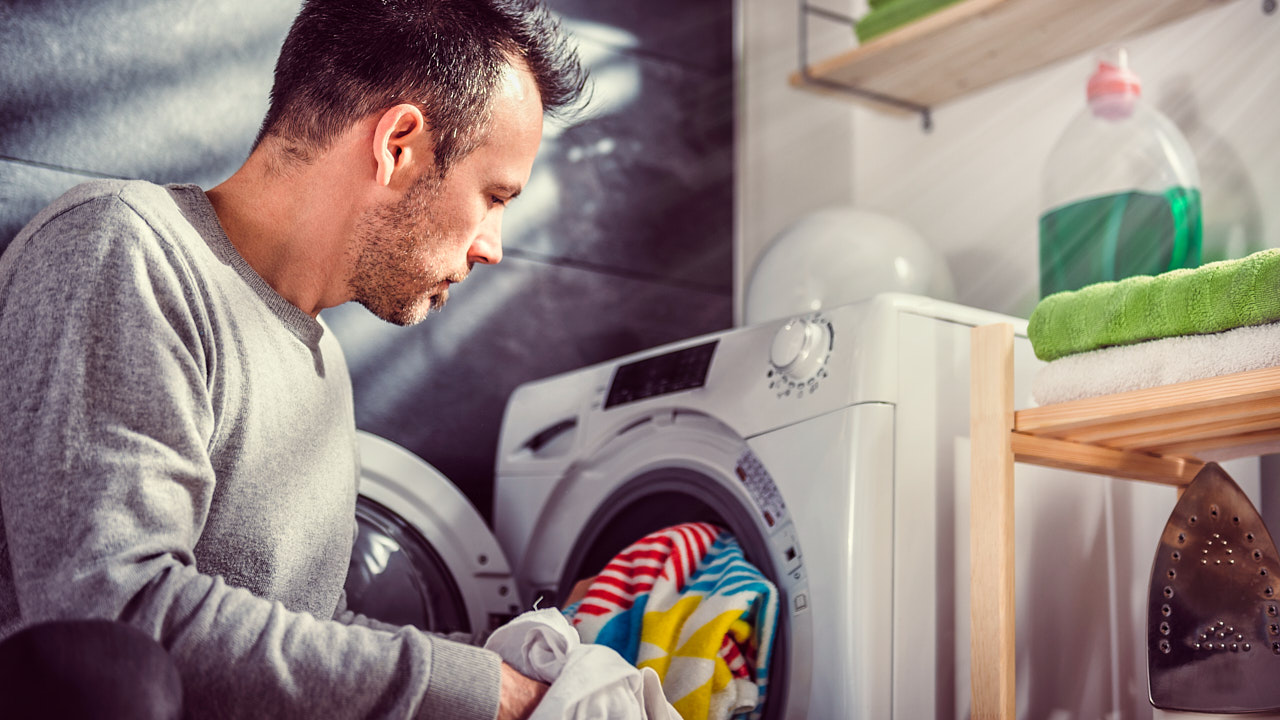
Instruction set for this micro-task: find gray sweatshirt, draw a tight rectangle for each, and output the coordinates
[0,180,501,719]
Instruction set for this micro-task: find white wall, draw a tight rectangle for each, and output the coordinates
[733,4,1279,716]
[850,0,1280,318]
[735,0,858,324]
[736,1,1279,321]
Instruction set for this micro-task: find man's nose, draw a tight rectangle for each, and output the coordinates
[467,220,503,265]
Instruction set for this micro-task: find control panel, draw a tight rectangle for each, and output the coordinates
[604,340,718,409]
[766,314,834,399]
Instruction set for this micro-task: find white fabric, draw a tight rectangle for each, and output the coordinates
[484,609,682,720]
[1032,322,1280,405]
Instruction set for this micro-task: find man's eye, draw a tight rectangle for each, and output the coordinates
[490,195,507,207]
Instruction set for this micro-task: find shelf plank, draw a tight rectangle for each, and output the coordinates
[1011,432,1202,485]
[1143,429,1280,460]
[1015,366,1280,435]
[791,0,1232,113]
[1094,410,1280,452]
[1049,397,1280,446]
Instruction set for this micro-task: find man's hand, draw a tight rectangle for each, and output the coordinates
[497,661,548,720]
[563,576,596,607]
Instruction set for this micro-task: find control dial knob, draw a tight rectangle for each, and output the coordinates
[769,317,831,383]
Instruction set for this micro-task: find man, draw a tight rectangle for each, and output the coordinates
[0,0,585,717]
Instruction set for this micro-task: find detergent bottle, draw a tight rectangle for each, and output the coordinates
[1038,47,1202,298]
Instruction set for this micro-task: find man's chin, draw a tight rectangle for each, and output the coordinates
[358,294,442,327]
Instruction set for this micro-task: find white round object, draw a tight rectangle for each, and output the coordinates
[745,207,955,325]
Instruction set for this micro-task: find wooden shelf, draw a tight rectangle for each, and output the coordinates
[791,0,1233,115]
[968,322,1280,718]
[1013,364,1280,483]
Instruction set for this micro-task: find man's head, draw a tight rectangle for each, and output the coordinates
[254,0,585,325]
[345,61,544,325]
[256,0,585,176]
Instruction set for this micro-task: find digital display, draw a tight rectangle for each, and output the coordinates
[604,340,718,409]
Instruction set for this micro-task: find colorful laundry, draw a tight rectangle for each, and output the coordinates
[565,522,779,720]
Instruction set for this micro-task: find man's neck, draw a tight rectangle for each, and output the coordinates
[205,146,363,318]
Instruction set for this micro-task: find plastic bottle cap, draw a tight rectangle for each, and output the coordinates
[1087,55,1141,120]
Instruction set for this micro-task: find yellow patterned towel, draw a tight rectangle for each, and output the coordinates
[566,522,779,720]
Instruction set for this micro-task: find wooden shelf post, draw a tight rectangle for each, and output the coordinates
[970,323,1016,719]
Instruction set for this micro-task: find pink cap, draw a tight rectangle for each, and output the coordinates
[1087,48,1141,120]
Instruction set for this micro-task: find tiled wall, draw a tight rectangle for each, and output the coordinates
[0,1,294,241]
[0,0,735,519]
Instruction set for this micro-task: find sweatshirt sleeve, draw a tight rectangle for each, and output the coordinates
[0,194,502,720]
[333,591,490,646]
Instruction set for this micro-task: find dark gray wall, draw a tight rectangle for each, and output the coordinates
[0,0,734,520]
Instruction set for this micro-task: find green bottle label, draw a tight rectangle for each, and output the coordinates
[1038,186,1202,298]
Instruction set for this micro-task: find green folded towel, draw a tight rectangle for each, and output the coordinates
[1028,249,1280,361]
[855,0,964,44]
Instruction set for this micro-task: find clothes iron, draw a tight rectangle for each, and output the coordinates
[1148,462,1280,713]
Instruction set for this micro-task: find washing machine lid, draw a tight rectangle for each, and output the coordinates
[345,431,519,634]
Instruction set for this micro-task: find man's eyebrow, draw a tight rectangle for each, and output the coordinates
[492,183,523,200]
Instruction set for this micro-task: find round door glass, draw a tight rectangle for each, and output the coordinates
[344,496,471,633]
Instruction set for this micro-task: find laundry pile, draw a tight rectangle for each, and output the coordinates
[1028,248,1280,405]
[485,608,680,720]
[563,522,779,720]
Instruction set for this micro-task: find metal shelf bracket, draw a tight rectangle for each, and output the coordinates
[797,2,934,132]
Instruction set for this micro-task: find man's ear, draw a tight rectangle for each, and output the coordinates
[372,104,432,188]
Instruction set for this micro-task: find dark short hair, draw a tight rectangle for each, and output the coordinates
[254,0,587,174]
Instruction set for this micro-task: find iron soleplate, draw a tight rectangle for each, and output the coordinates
[1149,462,1280,713]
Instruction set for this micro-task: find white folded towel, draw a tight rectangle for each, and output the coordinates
[483,609,681,720]
[1032,322,1280,406]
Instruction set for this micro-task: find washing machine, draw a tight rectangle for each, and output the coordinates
[343,431,521,635]
[492,292,1213,719]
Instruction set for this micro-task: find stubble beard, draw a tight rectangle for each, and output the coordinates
[347,175,462,327]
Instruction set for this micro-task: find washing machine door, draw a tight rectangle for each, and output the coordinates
[344,431,519,634]
[504,410,813,720]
